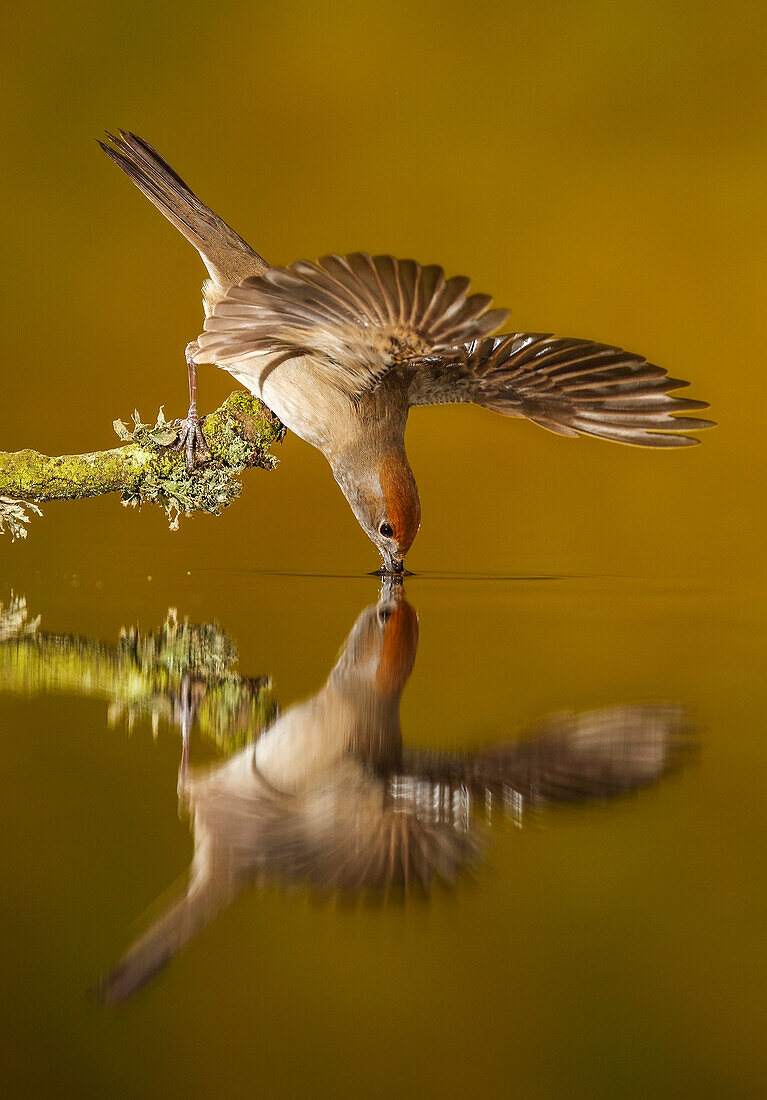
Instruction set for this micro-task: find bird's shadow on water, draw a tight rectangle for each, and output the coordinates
[0,588,696,1006]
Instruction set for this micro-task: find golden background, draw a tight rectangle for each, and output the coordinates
[0,3,765,1097]
[1,0,760,580]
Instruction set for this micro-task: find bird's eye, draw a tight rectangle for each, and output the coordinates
[379,522,394,538]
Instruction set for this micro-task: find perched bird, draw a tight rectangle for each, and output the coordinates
[100,131,713,573]
[98,582,691,1003]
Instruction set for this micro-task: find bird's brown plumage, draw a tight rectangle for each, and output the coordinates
[195,252,509,399]
[99,131,267,304]
[101,131,714,571]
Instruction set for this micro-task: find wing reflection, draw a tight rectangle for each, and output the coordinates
[0,591,694,1004]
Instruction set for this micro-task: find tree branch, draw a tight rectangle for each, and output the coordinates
[0,392,282,537]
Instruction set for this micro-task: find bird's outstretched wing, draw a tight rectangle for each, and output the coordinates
[407,334,714,446]
[398,704,693,817]
[194,253,508,399]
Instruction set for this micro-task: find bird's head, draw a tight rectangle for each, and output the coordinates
[333,446,421,574]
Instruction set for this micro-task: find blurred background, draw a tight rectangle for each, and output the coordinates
[1,2,766,1098]
[0,0,762,579]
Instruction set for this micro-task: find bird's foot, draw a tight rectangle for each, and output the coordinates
[172,411,211,473]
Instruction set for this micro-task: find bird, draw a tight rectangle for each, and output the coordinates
[97,581,691,1003]
[100,131,714,574]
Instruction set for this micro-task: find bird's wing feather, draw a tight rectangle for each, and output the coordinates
[407,333,714,446]
[194,253,508,400]
[399,704,693,816]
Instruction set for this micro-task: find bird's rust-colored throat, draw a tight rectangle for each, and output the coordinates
[376,598,419,695]
[378,449,421,555]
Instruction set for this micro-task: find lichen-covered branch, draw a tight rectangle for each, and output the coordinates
[0,392,282,537]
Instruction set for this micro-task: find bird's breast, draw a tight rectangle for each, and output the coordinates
[221,353,360,454]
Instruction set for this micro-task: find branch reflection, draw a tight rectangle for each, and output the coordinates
[0,595,274,752]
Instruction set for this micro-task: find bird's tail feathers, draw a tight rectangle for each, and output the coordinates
[97,874,236,1006]
[99,130,267,289]
[469,334,714,447]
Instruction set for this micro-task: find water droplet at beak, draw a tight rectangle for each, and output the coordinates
[372,554,406,577]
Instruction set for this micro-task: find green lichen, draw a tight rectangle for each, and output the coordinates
[0,498,42,541]
[0,391,283,536]
[0,593,40,640]
[0,600,276,753]
[118,607,239,679]
[115,396,282,529]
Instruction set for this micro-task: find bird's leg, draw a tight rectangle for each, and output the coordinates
[176,673,194,795]
[173,342,212,472]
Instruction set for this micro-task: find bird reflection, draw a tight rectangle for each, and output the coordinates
[82,584,691,1005]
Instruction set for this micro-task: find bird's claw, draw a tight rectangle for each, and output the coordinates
[172,414,211,473]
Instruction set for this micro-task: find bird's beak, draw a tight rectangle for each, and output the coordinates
[381,552,405,576]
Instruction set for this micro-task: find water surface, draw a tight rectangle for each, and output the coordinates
[2,1,766,1092]
[1,568,764,1096]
